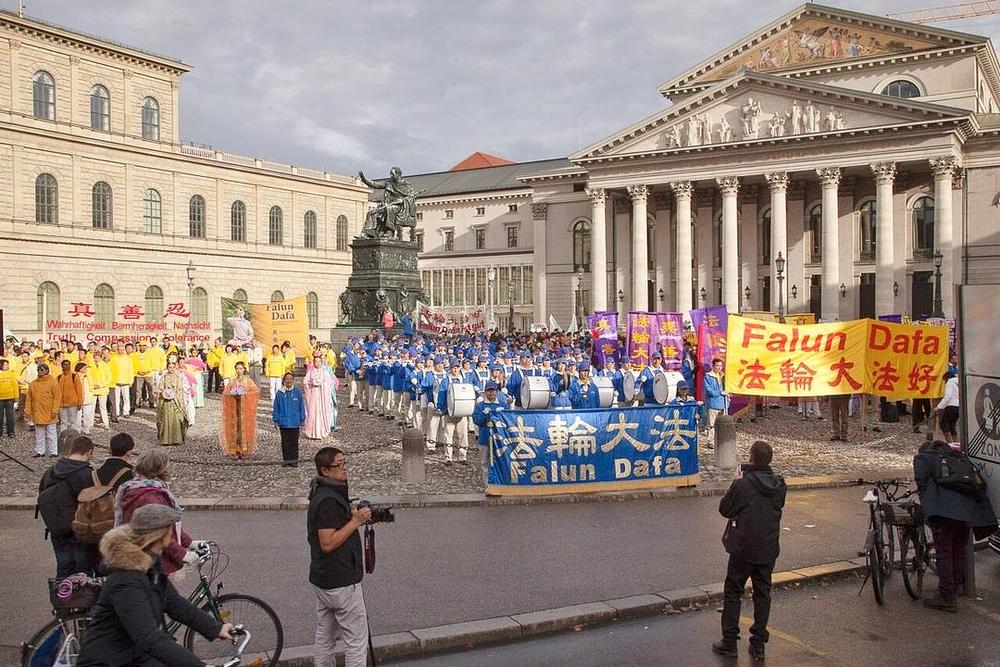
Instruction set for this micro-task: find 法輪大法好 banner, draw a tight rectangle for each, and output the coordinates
[486,404,700,495]
[725,316,947,399]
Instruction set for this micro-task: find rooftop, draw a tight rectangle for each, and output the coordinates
[450,151,516,171]
[385,157,575,200]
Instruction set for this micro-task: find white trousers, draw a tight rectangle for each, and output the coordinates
[399,393,411,422]
[34,423,57,455]
[268,377,281,401]
[95,394,111,428]
[81,400,95,434]
[426,407,443,450]
[443,415,469,461]
[797,398,821,418]
[59,406,82,433]
[348,376,358,406]
[312,582,369,667]
[115,385,131,416]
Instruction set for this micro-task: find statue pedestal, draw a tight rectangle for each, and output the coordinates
[336,236,422,329]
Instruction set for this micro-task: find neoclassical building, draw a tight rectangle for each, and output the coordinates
[0,10,368,343]
[414,4,1000,327]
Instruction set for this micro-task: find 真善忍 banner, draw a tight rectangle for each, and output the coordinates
[725,316,948,400]
[486,404,700,495]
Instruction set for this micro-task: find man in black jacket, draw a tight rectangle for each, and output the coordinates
[95,433,136,489]
[713,440,787,662]
[308,447,372,667]
[38,435,95,577]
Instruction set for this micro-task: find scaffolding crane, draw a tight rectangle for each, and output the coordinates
[887,0,1000,24]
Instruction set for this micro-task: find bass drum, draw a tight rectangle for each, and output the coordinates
[592,376,615,408]
[622,371,642,403]
[651,370,670,405]
[521,375,551,409]
[447,383,477,418]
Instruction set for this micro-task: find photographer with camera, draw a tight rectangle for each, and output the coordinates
[308,446,371,667]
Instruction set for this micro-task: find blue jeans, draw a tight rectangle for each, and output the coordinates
[52,533,92,579]
[0,398,13,436]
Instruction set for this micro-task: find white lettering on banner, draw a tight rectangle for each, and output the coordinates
[614,456,681,479]
[417,301,486,335]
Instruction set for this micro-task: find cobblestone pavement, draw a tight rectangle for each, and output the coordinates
[0,392,917,497]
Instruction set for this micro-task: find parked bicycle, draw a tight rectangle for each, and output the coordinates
[21,542,283,667]
[883,492,936,600]
[856,478,907,605]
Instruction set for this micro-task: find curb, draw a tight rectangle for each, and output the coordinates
[0,472,907,511]
[275,558,867,666]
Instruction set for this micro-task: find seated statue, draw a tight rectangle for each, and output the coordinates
[358,167,420,239]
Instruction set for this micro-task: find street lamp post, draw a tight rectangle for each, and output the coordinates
[185,261,196,345]
[932,250,944,318]
[576,269,585,328]
[774,251,785,323]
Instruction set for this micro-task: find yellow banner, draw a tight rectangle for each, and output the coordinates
[249,296,311,357]
[725,316,947,399]
[786,313,816,326]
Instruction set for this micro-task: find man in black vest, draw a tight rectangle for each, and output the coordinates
[307,447,372,667]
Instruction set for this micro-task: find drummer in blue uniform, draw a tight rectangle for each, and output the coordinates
[505,352,534,407]
[472,357,491,392]
[472,381,509,450]
[549,358,572,409]
[638,353,666,405]
[568,361,602,409]
[436,358,469,466]
[422,355,447,451]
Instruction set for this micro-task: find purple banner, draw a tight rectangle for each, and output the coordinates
[654,312,684,371]
[878,314,903,323]
[626,312,656,367]
[588,312,620,368]
[690,305,747,415]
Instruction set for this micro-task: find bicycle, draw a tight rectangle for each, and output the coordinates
[21,542,283,667]
[856,478,907,605]
[883,493,937,600]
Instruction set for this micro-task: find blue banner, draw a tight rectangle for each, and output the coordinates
[486,405,700,495]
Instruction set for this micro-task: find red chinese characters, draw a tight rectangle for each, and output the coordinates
[778,360,816,392]
[871,360,901,393]
[68,302,95,318]
[164,302,190,318]
[828,356,863,391]
[736,358,771,390]
[906,363,936,396]
[118,304,144,320]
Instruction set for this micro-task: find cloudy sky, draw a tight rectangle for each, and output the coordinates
[19,0,1000,175]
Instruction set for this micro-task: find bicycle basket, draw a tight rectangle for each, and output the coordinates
[881,502,922,527]
[49,574,103,613]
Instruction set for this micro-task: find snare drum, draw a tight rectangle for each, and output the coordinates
[447,383,477,418]
[521,375,552,409]
[592,376,615,408]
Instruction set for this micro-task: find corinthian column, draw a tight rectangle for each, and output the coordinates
[628,185,648,311]
[717,176,740,313]
[871,162,896,317]
[671,181,693,312]
[765,172,788,312]
[817,167,841,322]
[930,156,958,316]
[586,187,608,312]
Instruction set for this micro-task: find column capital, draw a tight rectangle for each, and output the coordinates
[585,187,606,205]
[531,203,548,220]
[870,162,897,184]
[716,176,739,195]
[764,172,789,192]
[670,180,693,199]
[816,167,841,187]
[627,184,648,203]
[930,156,960,178]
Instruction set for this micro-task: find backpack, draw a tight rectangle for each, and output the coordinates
[72,468,130,544]
[932,444,986,495]
[35,468,77,539]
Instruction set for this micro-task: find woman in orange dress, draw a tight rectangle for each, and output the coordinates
[220,361,260,458]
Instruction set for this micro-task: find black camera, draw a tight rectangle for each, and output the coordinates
[357,500,395,524]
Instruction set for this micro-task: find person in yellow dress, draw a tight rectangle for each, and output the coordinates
[265,344,286,400]
[281,341,297,375]
[91,347,115,428]
[111,342,135,417]
[131,340,156,409]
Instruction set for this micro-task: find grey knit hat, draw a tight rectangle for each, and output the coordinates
[130,504,181,532]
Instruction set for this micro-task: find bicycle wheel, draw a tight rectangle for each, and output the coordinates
[183,593,283,666]
[922,523,937,574]
[900,529,924,600]
[867,545,885,605]
[879,517,895,578]
[21,610,89,667]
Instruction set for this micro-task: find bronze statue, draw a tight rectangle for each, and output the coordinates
[358,167,420,239]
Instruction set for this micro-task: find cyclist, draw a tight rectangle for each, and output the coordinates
[78,504,234,666]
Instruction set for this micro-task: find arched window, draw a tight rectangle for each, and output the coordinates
[35,173,58,223]
[271,290,284,303]
[232,289,248,303]
[94,283,114,325]
[141,97,159,140]
[912,196,935,258]
[36,281,60,329]
[808,204,822,262]
[573,220,591,271]
[192,287,209,323]
[758,209,771,265]
[145,285,164,323]
[303,210,317,248]
[143,189,161,233]
[268,205,283,245]
[92,181,113,229]
[336,215,349,251]
[32,71,55,120]
[859,200,877,261]
[307,292,319,328]
[231,200,246,242]
[90,84,110,130]
[881,80,921,99]
[189,195,206,238]
[714,214,723,268]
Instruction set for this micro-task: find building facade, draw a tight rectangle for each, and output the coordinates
[0,10,368,345]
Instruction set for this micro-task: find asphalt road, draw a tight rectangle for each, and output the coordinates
[394,551,1000,666]
[2,485,875,656]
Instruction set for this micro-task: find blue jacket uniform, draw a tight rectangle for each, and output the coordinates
[407,367,422,399]
[472,394,510,446]
[343,349,362,377]
[703,372,727,411]
[436,373,464,415]
[364,359,380,385]
[568,378,601,409]
[272,386,306,428]
[611,370,628,403]
[391,361,408,393]
[638,365,664,403]
[379,361,393,389]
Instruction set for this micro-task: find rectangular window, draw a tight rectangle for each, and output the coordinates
[444,209,454,219]
[432,270,442,306]
[475,206,485,216]
[455,268,465,306]
[443,269,454,306]
[475,228,486,250]
[421,271,429,298]
[522,266,533,305]
[508,204,518,213]
[416,232,424,253]
[506,225,518,248]
[444,230,454,251]
[416,211,423,222]
[476,268,486,305]
[498,266,510,305]
[512,266,523,305]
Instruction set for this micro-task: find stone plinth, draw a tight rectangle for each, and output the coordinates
[336,236,423,328]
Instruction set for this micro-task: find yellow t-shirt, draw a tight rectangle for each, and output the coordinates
[0,369,18,400]
[283,350,297,374]
[91,360,113,396]
[206,346,224,369]
[110,353,135,385]
[131,350,153,376]
[265,353,286,378]
[149,346,167,372]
